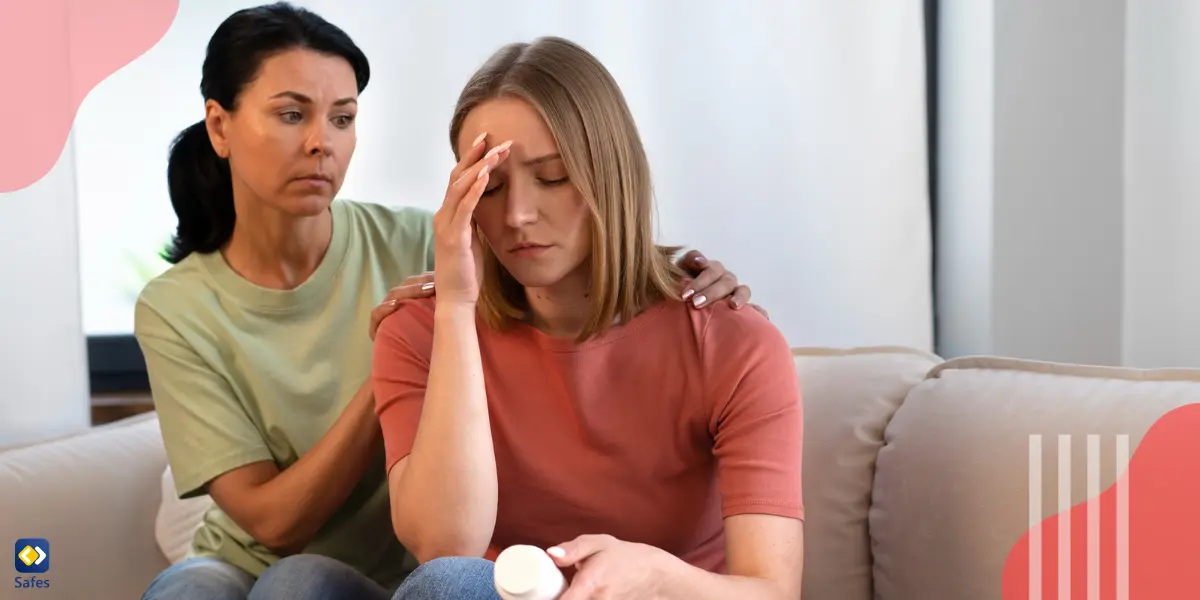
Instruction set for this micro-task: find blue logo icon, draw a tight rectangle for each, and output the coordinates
[14,539,49,574]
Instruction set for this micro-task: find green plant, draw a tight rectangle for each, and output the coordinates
[118,239,172,303]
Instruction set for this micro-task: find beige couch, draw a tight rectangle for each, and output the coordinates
[1,346,1196,600]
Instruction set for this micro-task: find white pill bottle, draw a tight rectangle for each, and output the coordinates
[494,545,567,600]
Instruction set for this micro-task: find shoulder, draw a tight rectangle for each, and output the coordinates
[687,302,798,401]
[338,200,436,273]
[338,200,434,244]
[691,301,792,360]
[375,296,438,357]
[133,256,212,342]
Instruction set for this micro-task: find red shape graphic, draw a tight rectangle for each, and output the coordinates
[1002,402,1200,599]
[0,0,178,193]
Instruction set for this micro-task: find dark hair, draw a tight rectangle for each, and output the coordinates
[163,2,370,264]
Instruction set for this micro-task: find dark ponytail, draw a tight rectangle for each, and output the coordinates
[163,120,235,263]
[161,2,370,264]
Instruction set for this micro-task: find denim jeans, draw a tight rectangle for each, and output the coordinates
[390,557,498,600]
[142,554,392,600]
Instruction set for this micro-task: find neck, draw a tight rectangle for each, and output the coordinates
[524,266,592,339]
[221,194,333,290]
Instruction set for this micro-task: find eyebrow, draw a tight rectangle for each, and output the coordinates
[523,152,561,166]
[269,90,357,106]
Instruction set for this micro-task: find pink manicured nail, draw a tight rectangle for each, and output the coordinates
[473,132,487,147]
[477,165,490,180]
[485,140,513,158]
[547,547,565,558]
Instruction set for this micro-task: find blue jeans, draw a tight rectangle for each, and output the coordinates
[390,557,498,600]
[142,555,391,600]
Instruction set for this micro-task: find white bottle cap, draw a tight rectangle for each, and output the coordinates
[494,545,567,600]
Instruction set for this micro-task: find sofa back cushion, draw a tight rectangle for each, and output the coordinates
[870,357,1200,600]
[793,346,941,600]
[0,412,170,599]
[156,465,214,564]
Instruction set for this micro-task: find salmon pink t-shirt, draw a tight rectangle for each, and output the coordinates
[372,296,804,573]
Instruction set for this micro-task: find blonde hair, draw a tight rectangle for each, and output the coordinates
[449,36,684,342]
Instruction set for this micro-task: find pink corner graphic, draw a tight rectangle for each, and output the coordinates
[1002,403,1200,599]
[0,0,179,193]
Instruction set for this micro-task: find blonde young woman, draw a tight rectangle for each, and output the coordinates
[374,37,804,600]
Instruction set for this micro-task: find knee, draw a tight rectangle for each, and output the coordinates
[260,554,352,582]
[142,557,254,600]
[393,557,495,600]
[251,554,384,600]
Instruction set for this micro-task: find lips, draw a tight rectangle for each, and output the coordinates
[509,242,551,252]
[296,174,332,183]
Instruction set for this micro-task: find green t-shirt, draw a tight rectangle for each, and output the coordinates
[133,199,434,590]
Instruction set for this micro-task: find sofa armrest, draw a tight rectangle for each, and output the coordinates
[0,412,170,599]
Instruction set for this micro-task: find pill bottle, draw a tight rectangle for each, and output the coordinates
[494,544,567,600]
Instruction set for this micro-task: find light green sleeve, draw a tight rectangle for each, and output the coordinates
[399,204,434,272]
[134,300,274,499]
[426,227,436,272]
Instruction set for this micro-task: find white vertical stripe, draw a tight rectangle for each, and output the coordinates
[1087,435,1100,600]
[1029,434,1042,600]
[1059,435,1072,600]
[1116,434,1130,600]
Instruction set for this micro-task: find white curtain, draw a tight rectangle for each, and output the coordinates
[71,0,933,351]
[935,0,1200,369]
[0,135,91,447]
[1123,2,1200,368]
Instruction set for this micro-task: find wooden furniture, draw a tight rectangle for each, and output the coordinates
[92,393,155,425]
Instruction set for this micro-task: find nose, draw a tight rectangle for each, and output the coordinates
[505,186,539,229]
[303,120,333,157]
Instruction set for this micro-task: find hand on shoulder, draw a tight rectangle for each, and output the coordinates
[674,250,769,319]
[369,271,437,341]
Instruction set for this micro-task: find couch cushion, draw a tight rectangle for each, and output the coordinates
[870,356,1200,600]
[0,412,171,600]
[156,465,213,564]
[792,346,941,600]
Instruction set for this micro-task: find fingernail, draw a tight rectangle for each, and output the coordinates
[477,165,490,180]
[731,299,743,309]
[681,289,695,300]
[485,140,513,158]
[694,255,707,264]
[386,299,397,306]
[547,547,566,558]
[691,294,706,307]
[421,282,434,291]
[473,132,487,147]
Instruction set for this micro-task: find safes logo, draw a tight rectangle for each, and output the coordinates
[13,538,50,590]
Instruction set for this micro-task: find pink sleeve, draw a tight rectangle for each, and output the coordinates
[372,297,437,472]
[703,305,805,520]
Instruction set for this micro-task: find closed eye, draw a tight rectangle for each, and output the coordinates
[539,177,569,186]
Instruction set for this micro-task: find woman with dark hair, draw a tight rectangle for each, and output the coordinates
[137,3,756,599]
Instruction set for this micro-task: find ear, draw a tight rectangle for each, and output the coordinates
[204,99,231,158]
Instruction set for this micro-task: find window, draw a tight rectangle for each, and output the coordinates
[75,2,939,396]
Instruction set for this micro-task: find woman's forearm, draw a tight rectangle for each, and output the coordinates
[657,559,791,600]
[393,302,497,560]
[227,380,382,555]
